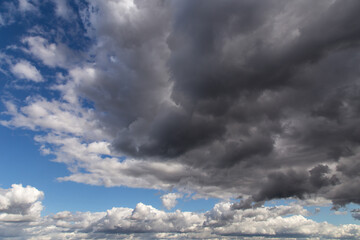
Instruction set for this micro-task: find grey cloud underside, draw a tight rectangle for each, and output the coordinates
[75,0,360,206]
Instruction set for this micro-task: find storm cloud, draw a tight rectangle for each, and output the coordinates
[68,0,360,206]
[3,0,360,210]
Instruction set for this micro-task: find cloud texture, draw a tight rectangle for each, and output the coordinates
[2,0,360,216]
[0,184,43,222]
[0,184,359,239]
[161,193,183,210]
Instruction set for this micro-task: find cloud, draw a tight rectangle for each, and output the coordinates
[1,97,103,138]
[0,184,43,222]
[334,211,347,216]
[22,36,82,68]
[161,193,183,210]
[50,0,74,19]
[3,0,360,209]
[0,184,359,239]
[18,0,38,12]
[55,0,360,206]
[10,60,43,82]
[0,14,4,26]
[2,0,360,238]
[352,209,360,220]
[0,3,16,27]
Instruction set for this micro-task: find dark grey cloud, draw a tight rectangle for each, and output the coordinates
[3,1,360,238]
[3,0,358,209]
[309,165,339,189]
[113,107,226,158]
[71,0,360,207]
[254,166,339,202]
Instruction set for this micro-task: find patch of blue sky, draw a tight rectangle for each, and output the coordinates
[0,125,165,215]
[175,195,220,213]
[41,183,164,215]
[0,119,217,217]
[0,120,220,217]
[306,205,357,226]
[1,47,57,101]
[0,126,67,208]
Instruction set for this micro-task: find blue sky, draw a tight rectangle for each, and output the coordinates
[0,108,219,215]
[1,0,360,239]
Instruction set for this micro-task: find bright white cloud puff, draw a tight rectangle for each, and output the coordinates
[10,60,43,82]
[0,184,43,222]
[161,193,183,210]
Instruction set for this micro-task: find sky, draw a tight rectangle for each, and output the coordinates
[1,0,360,239]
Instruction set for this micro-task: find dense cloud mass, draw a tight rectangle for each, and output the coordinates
[77,0,360,206]
[2,0,360,222]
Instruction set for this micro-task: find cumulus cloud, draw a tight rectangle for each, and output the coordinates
[161,193,183,210]
[0,184,359,239]
[3,0,360,210]
[10,60,43,82]
[0,184,43,222]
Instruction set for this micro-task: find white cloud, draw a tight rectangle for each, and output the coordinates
[161,193,183,210]
[297,197,332,207]
[1,97,104,139]
[50,0,74,19]
[56,154,203,190]
[0,96,207,193]
[334,210,347,215]
[0,184,43,222]
[22,36,78,68]
[0,186,358,239]
[10,60,43,82]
